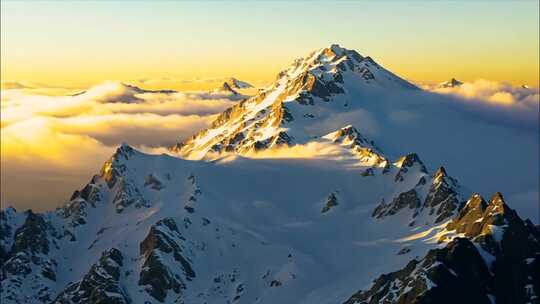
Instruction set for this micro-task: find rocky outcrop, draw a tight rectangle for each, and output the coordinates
[373,189,420,219]
[344,238,493,304]
[353,193,540,304]
[373,166,462,225]
[61,175,103,227]
[439,78,463,88]
[393,153,427,182]
[138,218,195,302]
[420,167,460,223]
[321,192,339,213]
[220,82,240,95]
[0,207,23,265]
[1,210,58,303]
[100,145,149,213]
[53,248,130,304]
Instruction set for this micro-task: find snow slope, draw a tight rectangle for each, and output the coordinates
[1,44,538,304]
[170,46,538,220]
[1,141,471,304]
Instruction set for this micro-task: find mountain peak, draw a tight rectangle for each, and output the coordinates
[328,43,345,53]
[219,82,239,95]
[320,43,351,58]
[434,166,448,179]
[225,77,253,89]
[440,78,463,88]
[171,45,419,159]
[396,153,424,169]
[490,191,505,204]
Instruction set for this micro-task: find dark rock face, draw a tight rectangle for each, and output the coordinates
[220,82,239,95]
[344,238,492,304]
[53,248,130,304]
[144,174,165,190]
[98,145,149,213]
[100,144,135,189]
[440,78,463,88]
[394,153,428,182]
[61,177,103,227]
[10,211,50,255]
[251,131,293,152]
[0,208,19,265]
[2,211,56,279]
[331,125,383,154]
[421,167,460,223]
[355,193,540,304]
[373,166,461,225]
[138,218,195,302]
[1,210,58,302]
[373,189,420,219]
[321,193,339,213]
[443,193,540,303]
[112,179,149,213]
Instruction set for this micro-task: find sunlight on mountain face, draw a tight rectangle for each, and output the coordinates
[0,40,539,304]
[1,0,539,302]
[1,56,539,213]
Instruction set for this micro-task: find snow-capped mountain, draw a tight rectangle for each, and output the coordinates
[210,78,253,100]
[218,82,241,95]
[171,44,418,159]
[224,77,253,89]
[345,192,540,304]
[1,45,538,304]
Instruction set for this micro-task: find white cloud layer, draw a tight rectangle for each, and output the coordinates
[425,79,539,107]
[1,81,239,210]
[1,79,538,219]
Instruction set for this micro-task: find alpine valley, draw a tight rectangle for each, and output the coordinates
[1,45,539,304]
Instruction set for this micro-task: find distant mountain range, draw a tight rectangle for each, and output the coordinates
[1,44,538,304]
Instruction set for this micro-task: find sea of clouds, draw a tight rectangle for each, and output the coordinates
[1,81,239,210]
[1,79,538,222]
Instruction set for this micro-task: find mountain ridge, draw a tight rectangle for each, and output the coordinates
[171,44,418,159]
[1,44,538,304]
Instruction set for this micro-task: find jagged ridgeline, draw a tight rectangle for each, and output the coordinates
[170,44,417,159]
[1,45,538,304]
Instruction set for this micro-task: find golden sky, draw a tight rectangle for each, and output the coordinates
[1,1,539,90]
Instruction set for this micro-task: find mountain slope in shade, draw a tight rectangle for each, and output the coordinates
[1,144,537,304]
[1,45,538,304]
[0,142,468,304]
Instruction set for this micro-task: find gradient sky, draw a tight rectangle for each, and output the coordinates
[1,0,539,90]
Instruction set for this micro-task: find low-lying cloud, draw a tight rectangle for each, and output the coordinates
[425,79,538,107]
[1,81,238,210]
[1,78,538,220]
[417,80,539,132]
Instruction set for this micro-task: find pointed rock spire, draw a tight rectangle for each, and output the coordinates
[434,166,447,179]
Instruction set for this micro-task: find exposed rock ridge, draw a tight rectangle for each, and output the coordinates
[171,44,418,159]
[348,193,540,304]
[53,248,130,304]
